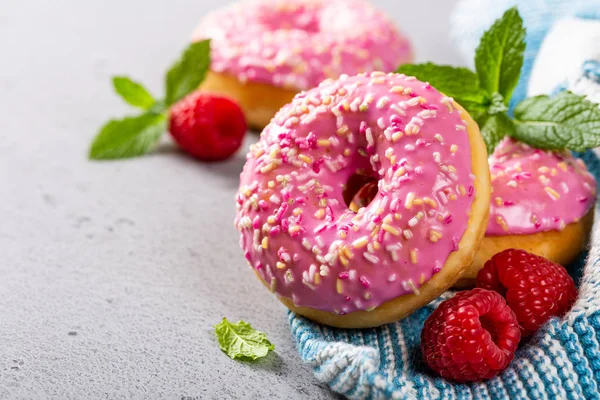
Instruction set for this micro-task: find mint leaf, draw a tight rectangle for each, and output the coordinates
[89,113,166,160]
[512,91,600,151]
[487,92,508,115]
[215,318,274,361]
[474,7,526,104]
[397,63,489,114]
[112,76,156,110]
[165,40,211,107]
[478,112,515,154]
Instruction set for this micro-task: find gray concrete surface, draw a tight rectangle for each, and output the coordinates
[0,1,460,398]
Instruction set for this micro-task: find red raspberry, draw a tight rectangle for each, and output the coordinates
[169,91,247,161]
[476,249,577,337]
[421,289,521,382]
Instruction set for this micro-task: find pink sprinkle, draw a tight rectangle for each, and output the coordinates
[444,214,453,224]
[468,186,474,197]
[399,160,408,167]
[269,227,281,236]
[252,216,261,229]
[313,158,324,173]
[339,225,349,231]
[392,164,400,171]
[295,197,306,204]
[366,145,376,155]
[344,296,351,302]
[452,237,459,251]
[315,223,328,233]
[377,228,385,243]
[275,202,289,222]
[258,200,269,210]
[535,222,541,228]
[293,254,301,262]
[433,266,441,273]
[255,262,264,271]
[281,219,289,232]
[359,276,371,288]
[504,200,515,206]
[307,132,317,148]
[282,191,291,202]
[553,217,560,222]
[373,215,383,223]
[578,196,589,203]
[290,227,305,238]
[295,214,303,225]
[359,121,368,134]
[338,271,349,280]
[325,206,334,222]
[409,92,418,98]
[390,116,403,126]
[244,251,251,261]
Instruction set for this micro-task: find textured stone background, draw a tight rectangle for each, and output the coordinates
[0,0,460,398]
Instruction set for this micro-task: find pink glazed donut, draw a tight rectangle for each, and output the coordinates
[457,138,597,287]
[235,72,490,328]
[193,0,414,130]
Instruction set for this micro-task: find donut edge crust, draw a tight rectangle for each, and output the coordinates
[273,102,491,328]
[200,71,298,131]
[454,208,595,289]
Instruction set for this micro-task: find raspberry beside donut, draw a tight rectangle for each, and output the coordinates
[193,0,414,130]
[235,72,490,328]
[455,138,597,288]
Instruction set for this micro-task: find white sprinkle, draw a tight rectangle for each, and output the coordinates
[456,124,466,131]
[363,253,379,264]
[269,195,281,204]
[376,97,390,109]
[320,265,330,276]
[315,236,324,247]
[366,128,374,147]
[377,118,386,129]
[433,152,441,163]
[403,229,413,239]
[308,264,317,281]
[408,217,419,227]
[390,104,406,116]
[388,274,397,282]
[348,270,357,280]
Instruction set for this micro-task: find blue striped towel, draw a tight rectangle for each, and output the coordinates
[288,5,600,397]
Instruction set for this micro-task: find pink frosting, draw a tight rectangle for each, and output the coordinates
[487,138,596,236]
[235,72,476,314]
[193,0,413,90]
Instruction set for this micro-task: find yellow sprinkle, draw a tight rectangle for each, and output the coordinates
[352,236,369,249]
[394,213,402,220]
[293,208,303,216]
[261,237,269,249]
[343,148,351,156]
[450,144,458,153]
[260,163,276,174]
[242,188,252,197]
[449,194,458,201]
[342,246,355,260]
[545,187,561,200]
[392,131,403,142]
[419,274,426,284]
[551,168,558,176]
[410,249,418,264]
[424,197,438,208]
[276,262,286,269]
[538,166,550,174]
[413,198,424,206]
[267,216,276,225]
[496,215,509,232]
[289,226,301,235]
[557,162,568,172]
[390,86,405,93]
[495,197,503,206]
[337,125,349,136]
[338,230,347,239]
[382,224,401,236]
[373,242,381,250]
[314,274,321,285]
[405,192,415,209]
[458,185,467,196]
[429,230,442,243]
[254,148,265,158]
[269,147,279,159]
[298,154,313,164]
[394,167,407,177]
[314,208,325,219]
[336,279,343,294]
[339,255,349,266]
[317,139,331,147]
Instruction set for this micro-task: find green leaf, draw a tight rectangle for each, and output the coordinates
[474,6,526,104]
[397,63,490,113]
[487,92,508,115]
[215,318,274,361]
[478,112,515,154]
[165,40,211,107]
[89,113,166,160]
[112,76,156,110]
[512,91,600,151]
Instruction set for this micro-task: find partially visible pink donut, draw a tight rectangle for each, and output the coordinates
[235,72,490,328]
[457,138,597,288]
[193,0,414,129]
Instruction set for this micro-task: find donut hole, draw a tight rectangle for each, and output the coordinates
[343,174,379,212]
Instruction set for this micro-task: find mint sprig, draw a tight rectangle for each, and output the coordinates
[513,92,600,151]
[215,318,275,361]
[89,40,211,160]
[397,7,600,154]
